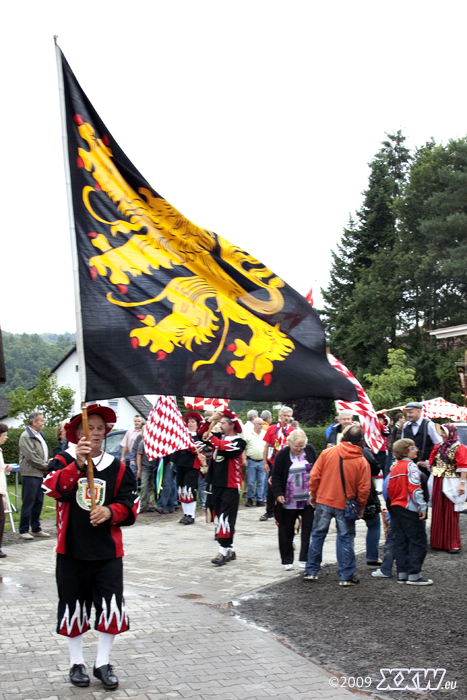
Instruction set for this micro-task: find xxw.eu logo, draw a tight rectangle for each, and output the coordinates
[377,669,453,691]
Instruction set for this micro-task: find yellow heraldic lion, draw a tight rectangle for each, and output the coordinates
[76,119,294,384]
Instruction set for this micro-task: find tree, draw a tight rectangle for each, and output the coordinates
[363,349,416,410]
[322,132,411,375]
[0,332,75,398]
[8,370,74,425]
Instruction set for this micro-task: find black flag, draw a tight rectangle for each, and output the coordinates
[58,49,357,403]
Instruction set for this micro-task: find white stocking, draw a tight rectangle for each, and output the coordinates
[95,632,115,668]
[68,634,85,667]
[185,501,196,518]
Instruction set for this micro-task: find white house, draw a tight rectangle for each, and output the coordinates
[0,347,155,429]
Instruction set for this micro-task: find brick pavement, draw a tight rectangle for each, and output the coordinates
[0,507,379,700]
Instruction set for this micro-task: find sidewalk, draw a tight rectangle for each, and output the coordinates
[0,507,377,700]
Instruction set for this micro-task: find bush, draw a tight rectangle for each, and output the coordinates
[302,426,327,455]
[2,425,58,464]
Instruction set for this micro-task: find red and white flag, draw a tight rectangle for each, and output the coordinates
[328,354,384,453]
[183,396,230,412]
[144,396,193,459]
[305,287,313,306]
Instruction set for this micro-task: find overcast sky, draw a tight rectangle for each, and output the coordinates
[3,0,467,335]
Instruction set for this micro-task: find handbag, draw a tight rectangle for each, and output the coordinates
[363,480,382,520]
[339,457,360,522]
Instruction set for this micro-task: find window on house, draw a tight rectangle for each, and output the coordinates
[108,399,119,413]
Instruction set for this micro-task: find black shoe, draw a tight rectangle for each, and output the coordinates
[93,664,118,690]
[259,513,273,521]
[211,553,228,566]
[406,577,433,586]
[339,575,359,586]
[226,549,236,561]
[255,501,264,506]
[179,514,189,524]
[0,551,7,558]
[183,515,194,525]
[69,664,90,687]
[245,498,254,507]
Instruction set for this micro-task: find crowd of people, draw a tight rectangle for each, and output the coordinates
[3,399,467,689]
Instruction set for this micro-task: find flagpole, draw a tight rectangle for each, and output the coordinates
[54,36,87,406]
[81,402,97,518]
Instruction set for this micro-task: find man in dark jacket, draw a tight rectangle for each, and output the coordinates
[401,402,442,477]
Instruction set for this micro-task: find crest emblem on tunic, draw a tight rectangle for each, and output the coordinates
[76,478,106,511]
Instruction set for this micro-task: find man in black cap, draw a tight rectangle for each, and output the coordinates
[401,402,442,477]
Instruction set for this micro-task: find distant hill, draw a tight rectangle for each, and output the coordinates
[0,331,76,398]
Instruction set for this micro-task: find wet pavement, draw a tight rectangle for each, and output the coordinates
[0,505,380,700]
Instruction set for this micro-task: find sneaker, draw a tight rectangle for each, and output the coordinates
[372,569,391,578]
[259,513,274,521]
[32,530,50,538]
[283,564,294,571]
[211,553,228,566]
[397,578,407,584]
[226,549,236,561]
[298,561,306,569]
[303,573,318,580]
[339,575,359,586]
[19,533,34,540]
[245,498,254,507]
[406,577,433,586]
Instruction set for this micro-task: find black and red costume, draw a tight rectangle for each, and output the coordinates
[43,450,138,638]
[206,434,246,547]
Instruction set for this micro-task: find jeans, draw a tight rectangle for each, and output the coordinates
[198,473,207,507]
[19,476,44,534]
[261,470,270,502]
[157,460,176,512]
[140,467,155,511]
[365,513,381,561]
[246,459,264,501]
[380,520,395,577]
[305,503,356,580]
[383,452,393,479]
[391,505,428,580]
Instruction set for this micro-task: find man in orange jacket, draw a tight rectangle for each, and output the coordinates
[304,425,371,586]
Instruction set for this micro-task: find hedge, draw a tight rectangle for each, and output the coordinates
[2,426,58,464]
[302,426,327,455]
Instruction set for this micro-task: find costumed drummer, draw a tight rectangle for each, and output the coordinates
[203,409,246,566]
[43,404,139,691]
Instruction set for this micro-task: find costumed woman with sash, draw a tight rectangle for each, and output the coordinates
[429,423,467,552]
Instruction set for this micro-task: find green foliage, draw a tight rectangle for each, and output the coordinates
[364,349,416,410]
[323,131,410,375]
[0,331,75,398]
[2,425,58,464]
[8,371,74,425]
[302,426,327,455]
[322,131,467,403]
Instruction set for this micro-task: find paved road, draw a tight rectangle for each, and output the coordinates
[1,506,380,700]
